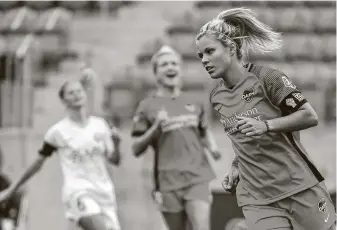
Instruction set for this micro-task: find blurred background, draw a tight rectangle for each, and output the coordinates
[0,1,335,230]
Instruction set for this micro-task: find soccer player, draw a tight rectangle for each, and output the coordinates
[195,7,336,230]
[0,79,121,230]
[131,46,222,230]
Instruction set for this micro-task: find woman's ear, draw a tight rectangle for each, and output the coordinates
[230,43,236,56]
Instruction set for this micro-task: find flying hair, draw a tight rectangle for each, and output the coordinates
[196,8,283,60]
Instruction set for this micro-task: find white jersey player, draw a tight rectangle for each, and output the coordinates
[0,80,121,230]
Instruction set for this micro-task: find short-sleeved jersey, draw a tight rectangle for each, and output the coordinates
[40,116,115,200]
[131,93,215,192]
[210,63,324,207]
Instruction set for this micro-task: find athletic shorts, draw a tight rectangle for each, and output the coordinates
[64,191,120,230]
[242,182,336,230]
[159,182,212,213]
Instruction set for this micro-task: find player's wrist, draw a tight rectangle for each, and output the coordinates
[263,120,271,133]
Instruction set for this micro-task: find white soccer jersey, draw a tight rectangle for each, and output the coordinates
[42,116,115,201]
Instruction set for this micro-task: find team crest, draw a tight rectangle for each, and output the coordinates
[242,87,255,103]
[318,198,330,223]
[185,104,196,112]
[282,76,296,89]
[286,98,297,108]
[93,133,105,142]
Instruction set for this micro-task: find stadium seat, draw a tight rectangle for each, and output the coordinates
[283,34,313,61]
[0,7,39,34]
[24,0,56,10]
[312,7,336,33]
[0,1,19,10]
[169,32,196,57]
[321,35,336,62]
[306,34,324,62]
[58,1,91,12]
[271,7,314,33]
[183,61,208,80]
[291,61,317,90]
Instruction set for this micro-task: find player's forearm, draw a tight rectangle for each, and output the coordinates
[132,121,161,157]
[10,155,45,192]
[267,106,318,133]
[232,155,239,168]
[202,129,219,152]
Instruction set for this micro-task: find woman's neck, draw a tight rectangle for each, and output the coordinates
[68,107,89,125]
[157,85,181,98]
[222,62,246,88]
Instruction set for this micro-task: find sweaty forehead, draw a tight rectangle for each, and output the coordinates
[156,53,180,64]
[196,35,222,51]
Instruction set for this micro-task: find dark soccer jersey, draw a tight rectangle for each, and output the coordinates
[131,93,215,192]
[210,63,324,206]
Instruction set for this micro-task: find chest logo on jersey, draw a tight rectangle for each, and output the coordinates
[185,104,196,112]
[242,87,255,103]
[282,76,296,89]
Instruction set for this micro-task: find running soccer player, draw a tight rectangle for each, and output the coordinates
[131,46,222,230]
[195,7,336,230]
[0,80,121,230]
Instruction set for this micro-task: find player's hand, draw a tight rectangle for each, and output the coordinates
[156,108,169,124]
[222,167,239,194]
[152,191,163,206]
[110,126,122,146]
[236,116,267,137]
[210,149,222,161]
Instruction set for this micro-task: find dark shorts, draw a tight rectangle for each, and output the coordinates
[160,182,212,213]
[242,182,336,230]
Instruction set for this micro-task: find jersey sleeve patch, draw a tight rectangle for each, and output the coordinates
[38,141,57,157]
[279,91,308,115]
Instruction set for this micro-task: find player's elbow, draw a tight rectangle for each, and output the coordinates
[302,106,319,127]
[131,139,147,157]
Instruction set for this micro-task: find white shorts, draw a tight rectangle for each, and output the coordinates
[64,191,120,230]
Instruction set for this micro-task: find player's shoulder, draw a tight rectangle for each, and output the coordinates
[137,94,157,110]
[246,63,287,84]
[209,79,224,101]
[90,116,109,127]
[46,118,68,134]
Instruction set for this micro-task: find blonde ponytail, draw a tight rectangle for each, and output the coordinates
[196,8,282,60]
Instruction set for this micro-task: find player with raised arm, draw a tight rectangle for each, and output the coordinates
[0,78,121,230]
[131,46,221,230]
[195,7,336,230]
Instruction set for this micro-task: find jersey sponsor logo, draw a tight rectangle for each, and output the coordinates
[282,76,296,89]
[185,104,196,112]
[318,198,330,223]
[242,87,255,103]
[220,108,262,135]
[161,114,199,132]
[292,92,304,102]
[286,98,297,108]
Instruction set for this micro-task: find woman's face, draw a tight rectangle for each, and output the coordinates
[62,81,87,109]
[155,53,182,88]
[196,35,233,79]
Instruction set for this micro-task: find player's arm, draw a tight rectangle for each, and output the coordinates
[198,104,221,160]
[131,102,165,157]
[0,142,55,201]
[131,119,161,157]
[265,73,318,133]
[105,124,122,166]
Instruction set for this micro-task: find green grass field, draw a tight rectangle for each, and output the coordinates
[0,123,335,230]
